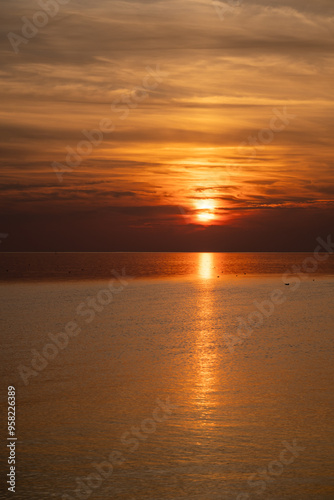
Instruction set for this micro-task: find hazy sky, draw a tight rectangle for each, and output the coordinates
[1,0,333,250]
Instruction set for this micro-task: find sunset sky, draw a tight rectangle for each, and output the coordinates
[1,0,334,251]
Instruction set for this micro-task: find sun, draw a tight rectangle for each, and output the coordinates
[196,200,215,223]
[198,211,214,222]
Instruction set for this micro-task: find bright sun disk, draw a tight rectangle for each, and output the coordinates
[197,200,215,223]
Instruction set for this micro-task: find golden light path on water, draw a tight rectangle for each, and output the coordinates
[194,253,219,429]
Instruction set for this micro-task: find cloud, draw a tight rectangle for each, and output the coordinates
[0,0,333,249]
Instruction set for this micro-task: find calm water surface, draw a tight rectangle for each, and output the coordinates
[1,252,334,282]
[0,253,333,499]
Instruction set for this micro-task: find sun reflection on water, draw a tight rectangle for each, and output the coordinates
[193,253,220,428]
[198,252,214,280]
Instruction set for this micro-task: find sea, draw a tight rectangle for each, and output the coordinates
[0,253,333,499]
